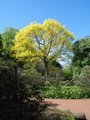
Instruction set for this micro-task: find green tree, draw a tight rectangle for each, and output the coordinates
[1,28,20,81]
[45,60,64,86]
[63,64,73,81]
[72,36,90,79]
[12,19,74,76]
[1,27,19,59]
[0,34,3,56]
[75,65,90,98]
[76,65,90,87]
[72,36,90,67]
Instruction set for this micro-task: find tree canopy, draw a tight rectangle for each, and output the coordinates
[72,36,90,79]
[72,36,90,67]
[1,27,19,59]
[0,34,3,56]
[12,19,74,75]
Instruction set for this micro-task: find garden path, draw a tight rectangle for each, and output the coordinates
[45,99,90,120]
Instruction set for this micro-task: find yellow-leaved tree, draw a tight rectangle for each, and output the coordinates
[12,19,74,75]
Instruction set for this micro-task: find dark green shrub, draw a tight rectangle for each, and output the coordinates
[75,65,90,98]
[0,59,45,120]
[75,66,90,87]
[44,109,75,120]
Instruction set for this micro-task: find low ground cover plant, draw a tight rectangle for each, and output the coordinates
[42,85,86,99]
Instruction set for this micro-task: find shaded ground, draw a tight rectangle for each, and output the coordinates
[45,99,90,120]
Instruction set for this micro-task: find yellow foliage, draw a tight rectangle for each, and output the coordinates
[12,19,74,62]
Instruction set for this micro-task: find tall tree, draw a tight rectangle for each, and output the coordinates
[1,27,19,59]
[72,36,90,79]
[72,36,90,67]
[0,34,3,56]
[12,19,74,75]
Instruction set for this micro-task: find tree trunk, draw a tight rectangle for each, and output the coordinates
[14,66,18,81]
[44,58,49,81]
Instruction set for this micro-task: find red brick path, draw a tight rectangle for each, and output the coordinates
[45,99,90,120]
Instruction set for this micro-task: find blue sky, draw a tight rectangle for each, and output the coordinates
[0,0,90,40]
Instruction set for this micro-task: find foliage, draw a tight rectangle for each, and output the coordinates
[50,60,63,69]
[46,68,65,87]
[75,65,90,87]
[43,60,65,86]
[12,19,74,75]
[74,65,90,98]
[72,36,90,78]
[0,58,45,120]
[42,85,83,99]
[72,66,81,81]
[63,64,73,81]
[36,60,63,76]
[1,27,19,59]
[73,36,90,67]
[0,34,3,55]
[44,109,75,120]
[60,86,82,99]
[21,65,46,99]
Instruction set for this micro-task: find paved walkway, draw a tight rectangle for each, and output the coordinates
[45,99,90,120]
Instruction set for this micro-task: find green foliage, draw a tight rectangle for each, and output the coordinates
[72,66,81,81]
[0,34,3,55]
[43,60,65,86]
[72,36,90,79]
[63,64,73,81]
[42,85,83,99]
[74,65,90,98]
[42,85,59,98]
[47,68,65,86]
[50,60,63,69]
[0,58,45,120]
[73,36,90,67]
[60,86,82,99]
[44,109,75,120]
[1,27,19,59]
[21,65,46,100]
[75,65,90,87]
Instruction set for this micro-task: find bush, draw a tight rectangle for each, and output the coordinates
[75,66,90,87]
[60,86,82,99]
[75,65,90,98]
[42,85,83,99]
[44,109,75,120]
[42,85,61,98]
[0,59,46,120]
